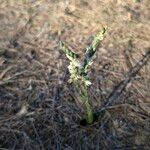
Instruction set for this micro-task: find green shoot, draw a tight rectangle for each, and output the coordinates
[61,28,106,124]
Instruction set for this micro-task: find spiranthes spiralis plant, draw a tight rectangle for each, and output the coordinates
[61,28,106,124]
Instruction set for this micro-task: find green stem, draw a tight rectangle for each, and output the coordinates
[85,99,93,124]
[83,84,93,124]
[75,81,93,124]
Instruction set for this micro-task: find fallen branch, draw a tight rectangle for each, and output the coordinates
[97,48,150,114]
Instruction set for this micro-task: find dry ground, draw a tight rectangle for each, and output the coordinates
[0,0,150,149]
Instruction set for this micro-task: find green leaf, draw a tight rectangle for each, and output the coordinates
[60,41,79,61]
